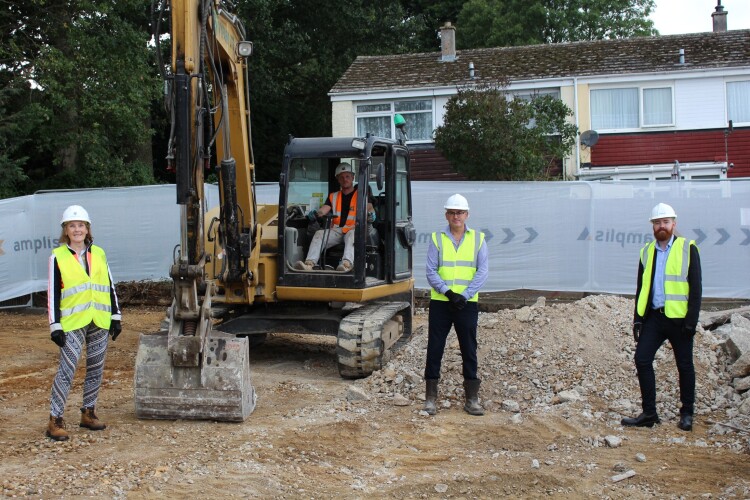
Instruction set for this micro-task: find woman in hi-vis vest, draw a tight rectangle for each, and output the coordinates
[45,205,122,441]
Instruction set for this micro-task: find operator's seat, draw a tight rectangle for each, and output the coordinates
[322,224,381,274]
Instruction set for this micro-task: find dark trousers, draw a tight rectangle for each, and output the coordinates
[425,299,479,381]
[634,310,695,416]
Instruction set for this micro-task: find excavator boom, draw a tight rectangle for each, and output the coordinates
[134,0,256,421]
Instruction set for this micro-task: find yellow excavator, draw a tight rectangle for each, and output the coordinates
[134,0,415,421]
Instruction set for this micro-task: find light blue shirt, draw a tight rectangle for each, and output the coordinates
[651,235,674,309]
[426,224,489,299]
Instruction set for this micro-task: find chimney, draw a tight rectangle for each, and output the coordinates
[440,22,456,62]
[712,0,727,33]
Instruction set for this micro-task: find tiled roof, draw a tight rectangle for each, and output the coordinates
[330,30,750,94]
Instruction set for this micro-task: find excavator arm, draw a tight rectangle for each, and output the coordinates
[134,0,256,421]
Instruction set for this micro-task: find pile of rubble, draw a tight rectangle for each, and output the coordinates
[359,295,750,439]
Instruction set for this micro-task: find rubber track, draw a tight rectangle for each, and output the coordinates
[336,301,410,378]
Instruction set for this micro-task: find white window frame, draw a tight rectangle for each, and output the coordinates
[355,99,434,144]
[726,79,750,126]
[641,86,674,128]
[590,84,674,132]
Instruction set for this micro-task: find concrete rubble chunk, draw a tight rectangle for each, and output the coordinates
[392,393,409,406]
[557,390,582,403]
[730,352,750,378]
[722,326,750,363]
[605,435,622,448]
[738,398,750,416]
[612,470,636,482]
[731,313,750,331]
[515,306,533,322]
[502,400,521,413]
[732,375,750,393]
[346,385,370,402]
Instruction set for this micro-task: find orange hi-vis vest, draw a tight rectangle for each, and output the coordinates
[329,189,357,233]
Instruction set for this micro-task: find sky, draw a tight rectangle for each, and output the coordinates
[650,0,750,35]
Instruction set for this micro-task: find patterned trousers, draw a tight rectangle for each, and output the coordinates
[49,322,109,417]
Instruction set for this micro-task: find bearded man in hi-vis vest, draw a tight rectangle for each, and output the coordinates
[621,203,702,432]
[423,194,489,416]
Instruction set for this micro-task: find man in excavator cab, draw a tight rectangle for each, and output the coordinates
[294,162,376,272]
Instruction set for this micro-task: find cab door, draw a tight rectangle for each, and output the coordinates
[387,146,414,282]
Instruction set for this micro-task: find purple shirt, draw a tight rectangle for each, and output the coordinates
[426,224,489,299]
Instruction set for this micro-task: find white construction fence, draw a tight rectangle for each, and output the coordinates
[1,180,748,304]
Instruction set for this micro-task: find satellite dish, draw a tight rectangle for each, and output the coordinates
[580,130,599,148]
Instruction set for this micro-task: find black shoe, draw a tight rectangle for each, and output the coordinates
[678,414,693,431]
[621,412,660,428]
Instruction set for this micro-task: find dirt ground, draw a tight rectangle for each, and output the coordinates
[1,300,749,499]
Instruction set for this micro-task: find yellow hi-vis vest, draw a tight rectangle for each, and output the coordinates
[53,245,112,332]
[430,230,485,302]
[636,237,696,319]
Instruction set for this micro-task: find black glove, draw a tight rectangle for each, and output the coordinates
[632,322,642,343]
[51,329,66,348]
[683,325,696,337]
[444,290,467,310]
[110,320,122,341]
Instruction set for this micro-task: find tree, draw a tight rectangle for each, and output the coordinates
[457,0,656,49]
[0,0,158,197]
[433,85,578,180]
[237,0,423,181]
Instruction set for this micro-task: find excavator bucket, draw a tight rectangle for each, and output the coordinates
[133,330,256,422]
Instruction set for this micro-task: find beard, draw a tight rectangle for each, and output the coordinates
[653,227,673,242]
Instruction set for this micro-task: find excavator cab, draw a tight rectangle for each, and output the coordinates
[278,136,415,289]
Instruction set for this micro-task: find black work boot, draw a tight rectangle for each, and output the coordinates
[423,379,438,415]
[463,379,484,416]
[46,414,69,441]
[678,414,693,431]
[80,407,107,431]
[621,412,660,428]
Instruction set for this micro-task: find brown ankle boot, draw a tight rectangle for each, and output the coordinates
[46,415,69,441]
[80,407,106,431]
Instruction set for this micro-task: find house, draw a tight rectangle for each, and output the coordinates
[328,3,750,181]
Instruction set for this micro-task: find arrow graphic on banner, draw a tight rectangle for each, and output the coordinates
[499,228,539,244]
[501,228,515,244]
[692,229,706,246]
[716,228,730,245]
[481,229,494,242]
[577,228,590,240]
[741,228,750,246]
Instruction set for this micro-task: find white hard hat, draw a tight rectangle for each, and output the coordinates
[650,202,676,221]
[335,162,354,177]
[444,193,469,211]
[60,205,91,226]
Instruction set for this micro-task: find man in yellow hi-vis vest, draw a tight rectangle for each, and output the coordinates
[621,203,702,432]
[424,194,488,416]
[45,205,122,441]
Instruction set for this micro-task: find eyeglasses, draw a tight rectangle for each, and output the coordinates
[446,210,467,217]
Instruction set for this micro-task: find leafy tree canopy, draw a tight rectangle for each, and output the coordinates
[1,0,158,196]
[457,0,656,48]
[434,85,579,180]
